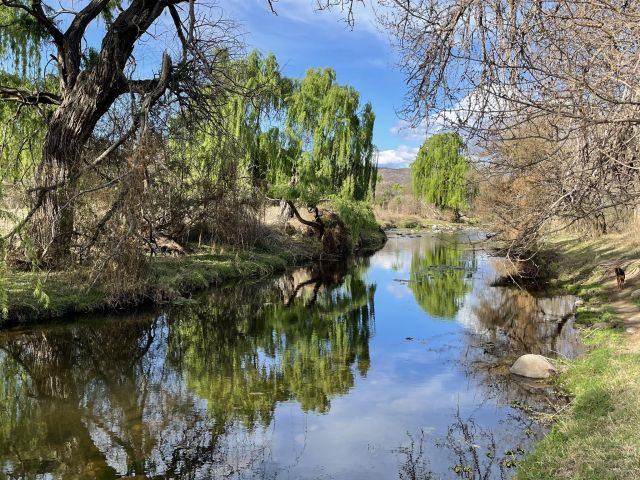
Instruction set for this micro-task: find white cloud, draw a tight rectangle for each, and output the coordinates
[389,115,448,142]
[390,87,516,143]
[377,145,419,168]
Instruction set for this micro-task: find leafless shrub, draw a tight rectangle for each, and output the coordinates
[395,412,516,480]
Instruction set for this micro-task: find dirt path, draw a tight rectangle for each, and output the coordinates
[603,261,640,352]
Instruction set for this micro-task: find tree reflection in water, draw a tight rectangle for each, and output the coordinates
[0,259,375,479]
[408,238,477,319]
[466,288,583,359]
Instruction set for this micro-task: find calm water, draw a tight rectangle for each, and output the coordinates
[0,232,582,480]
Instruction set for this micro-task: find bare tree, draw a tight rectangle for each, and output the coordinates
[374,0,640,263]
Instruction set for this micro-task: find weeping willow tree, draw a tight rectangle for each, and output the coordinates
[279,68,377,204]
[174,54,378,239]
[411,132,470,220]
[173,51,293,184]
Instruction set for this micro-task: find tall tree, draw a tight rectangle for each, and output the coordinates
[0,1,237,266]
[277,68,377,235]
[411,132,469,220]
[187,60,378,238]
[376,0,640,258]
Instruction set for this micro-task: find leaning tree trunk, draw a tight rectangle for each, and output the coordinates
[22,1,176,267]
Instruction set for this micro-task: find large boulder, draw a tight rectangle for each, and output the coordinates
[630,289,640,300]
[510,354,557,379]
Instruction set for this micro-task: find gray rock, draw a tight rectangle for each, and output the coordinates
[626,327,637,334]
[510,354,558,379]
[574,298,585,307]
[630,289,640,300]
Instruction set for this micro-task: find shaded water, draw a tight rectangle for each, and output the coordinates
[0,232,582,479]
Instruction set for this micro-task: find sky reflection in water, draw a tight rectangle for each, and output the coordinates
[0,233,581,479]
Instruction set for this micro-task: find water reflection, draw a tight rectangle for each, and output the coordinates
[0,261,374,479]
[0,233,582,480]
[465,288,584,358]
[170,261,375,423]
[408,238,477,319]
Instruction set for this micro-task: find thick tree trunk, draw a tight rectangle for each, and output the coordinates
[33,74,125,266]
[22,1,175,266]
[33,149,78,265]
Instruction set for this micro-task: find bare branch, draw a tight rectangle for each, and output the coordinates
[0,85,61,105]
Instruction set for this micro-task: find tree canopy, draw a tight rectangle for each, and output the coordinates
[411,132,469,215]
[189,52,378,206]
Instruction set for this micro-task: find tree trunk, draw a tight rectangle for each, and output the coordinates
[32,74,125,266]
[286,201,324,238]
[24,1,175,267]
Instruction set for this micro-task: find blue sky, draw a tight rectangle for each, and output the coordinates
[52,1,424,167]
[226,0,426,168]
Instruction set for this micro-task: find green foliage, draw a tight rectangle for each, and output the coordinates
[331,197,379,240]
[0,72,50,180]
[0,5,48,74]
[0,2,120,75]
[175,52,378,206]
[282,68,377,203]
[411,132,470,212]
[4,237,322,322]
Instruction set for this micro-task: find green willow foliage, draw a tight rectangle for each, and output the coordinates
[0,6,48,75]
[180,51,378,205]
[283,67,377,203]
[409,240,476,319]
[171,263,374,425]
[0,262,375,477]
[411,132,470,212]
[0,73,51,180]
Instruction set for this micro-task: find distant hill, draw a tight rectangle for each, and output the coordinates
[377,167,412,192]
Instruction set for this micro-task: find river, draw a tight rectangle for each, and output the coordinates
[0,231,583,479]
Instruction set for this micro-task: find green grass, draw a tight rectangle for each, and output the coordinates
[5,236,322,325]
[516,233,640,479]
[516,328,640,480]
[555,281,620,327]
[4,215,389,326]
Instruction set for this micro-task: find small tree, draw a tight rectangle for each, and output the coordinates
[411,132,469,220]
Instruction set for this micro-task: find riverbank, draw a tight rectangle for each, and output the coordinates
[516,231,640,479]
[4,222,387,326]
[374,207,477,231]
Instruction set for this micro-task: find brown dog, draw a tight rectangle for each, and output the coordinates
[615,267,625,290]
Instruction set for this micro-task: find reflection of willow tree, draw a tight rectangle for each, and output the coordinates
[0,320,157,478]
[169,260,375,429]
[0,261,377,478]
[409,240,476,319]
[0,317,258,479]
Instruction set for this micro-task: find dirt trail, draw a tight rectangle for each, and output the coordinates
[602,261,640,352]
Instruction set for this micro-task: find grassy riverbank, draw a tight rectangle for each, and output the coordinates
[517,232,640,479]
[4,219,387,326]
[5,235,321,325]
